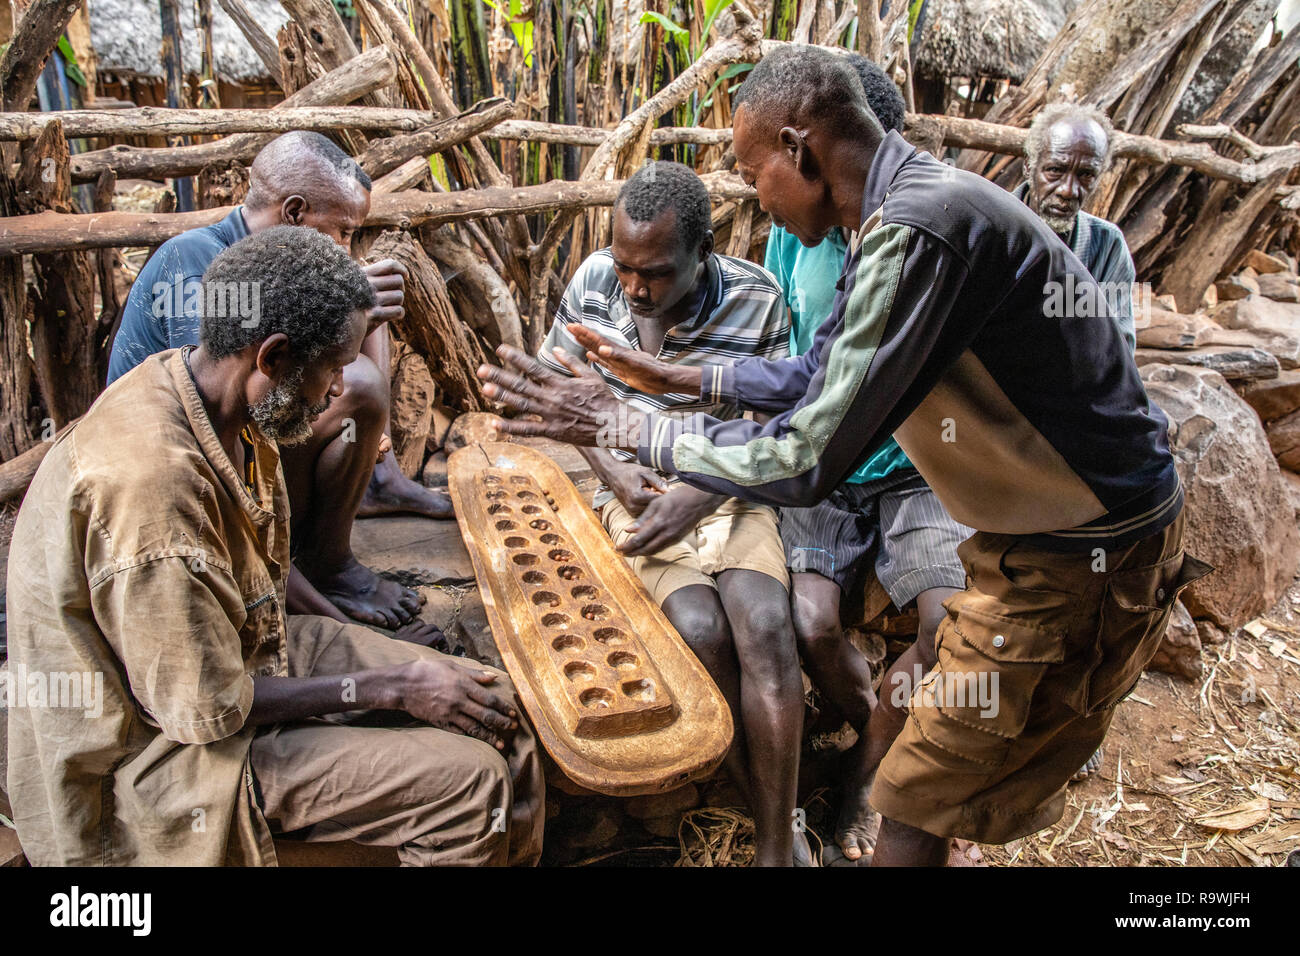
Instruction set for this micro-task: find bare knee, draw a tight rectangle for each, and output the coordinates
[729,596,801,689]
[338,355,389,427]
[666,599,731,667]
[792,600,842,661]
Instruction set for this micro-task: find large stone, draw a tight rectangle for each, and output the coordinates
[1257,273,1300,303]
[1215,274,1260,302]
[1135,309,1211,350]
[1134,346,1279,382]
[1213,296,1300,336]
[351,514,475,587]
[1146,600,1202,681]
[1243,249,1289,275]
[1197,325,1300,369]
[442,411,506,455]
[1142,364,1300,628]
[1237,370,1300,423]
[1266,409,1300,471]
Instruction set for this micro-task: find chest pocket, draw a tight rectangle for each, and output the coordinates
[239,590,285,677]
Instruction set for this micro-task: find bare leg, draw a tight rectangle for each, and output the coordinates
[789,571,879,859]
[715,569,803,867]
[358,450,454,520]
[660,586,752,808]
[838,585,959,861]
[872,816,948,867]
[282,354,425,628]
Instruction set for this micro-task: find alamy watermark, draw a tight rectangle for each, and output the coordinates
[890,663,1000,719]
[2,664,105,718]
[152,273,262,328]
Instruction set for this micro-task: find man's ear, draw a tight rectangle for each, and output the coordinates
[280,195,308,225]
[253,332,293,382]
[778,126,816,177]
[698,230,715,261]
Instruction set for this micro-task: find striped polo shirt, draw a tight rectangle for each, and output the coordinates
[538,247,789,507]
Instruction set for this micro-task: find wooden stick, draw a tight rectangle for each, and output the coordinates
[67,47,397,182]
[0,106,446,140]
[356,98,515,178]
[0,172,755,255]
[0,0,84,111]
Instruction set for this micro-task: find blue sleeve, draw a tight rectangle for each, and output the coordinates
[106,239,207,384]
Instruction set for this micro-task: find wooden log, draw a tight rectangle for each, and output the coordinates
[20,122,101,426]
[0,172,755,254]
[356,98,514,178]
[275,19,366,157]
[0,106,446,141]
[0,0,84,111]
[370,155,430,195]
[92,169,121,385]
[367,229,488,413]
[423,227,524,350]
[68,47,397,183]
[0,431,55,503]
[280,0,393,109]
[0,251,34,460]
[215,0,284,87]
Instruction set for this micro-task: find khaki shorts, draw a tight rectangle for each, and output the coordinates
[600,496,790,604]
[870,510,1211,845]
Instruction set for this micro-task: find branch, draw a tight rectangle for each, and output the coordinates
[0,105,442,140]
[0,0,84,111]
[0,172,755,255]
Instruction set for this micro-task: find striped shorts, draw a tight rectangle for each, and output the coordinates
[779,471,972,607]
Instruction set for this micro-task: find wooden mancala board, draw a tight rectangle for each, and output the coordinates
[448,442,733,796]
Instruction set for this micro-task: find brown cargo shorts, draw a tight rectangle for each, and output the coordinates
[870,509,1211,844]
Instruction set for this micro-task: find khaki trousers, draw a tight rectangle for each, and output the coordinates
[250,616,545,866]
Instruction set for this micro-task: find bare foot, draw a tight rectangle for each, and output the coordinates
[393,618,449,650]
[835,736,880,862]
[308,557,425,629]
[358,458,454,520]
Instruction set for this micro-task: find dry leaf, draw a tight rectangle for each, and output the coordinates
[1195,796,1270,832]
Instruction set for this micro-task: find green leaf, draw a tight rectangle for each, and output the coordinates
[56,36,87,88]
[699,0,737,48]
[639,10,688,39]
[907,0,924,42]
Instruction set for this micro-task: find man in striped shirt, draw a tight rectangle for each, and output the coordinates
[536,161,808,866]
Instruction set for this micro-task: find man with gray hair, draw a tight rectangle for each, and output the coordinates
[1016,102,1138,352]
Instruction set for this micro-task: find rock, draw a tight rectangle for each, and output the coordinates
[626,783,700,820]
[1135,310,1211,350]
[1196,325,1300,369]
[1200,282,1218,310]
[1147,600,1202,681]
[388,345,436,478]
[1276,251,1299,273]
[1141,364,1300,628]
[1214,296,1300,336]
[442,411,507,455]
[1134,346,1279,382]
[1215,274,1260,302]
[1265,408,1300,471]
[1237,370,1300,423]
[1281,468,1300,515]
[640,814,684,838]
[845,628,888,664]
[1195,618,1228,646]
[351,514,476,587]
[1154,293,1179,311]
[1243,249,1289,275]
[1257,273,1300,303]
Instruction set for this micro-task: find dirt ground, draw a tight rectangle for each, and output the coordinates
[2,500,1297,866]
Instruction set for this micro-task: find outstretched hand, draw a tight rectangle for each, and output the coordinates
[567,324,702,396]
[477,344,647,451]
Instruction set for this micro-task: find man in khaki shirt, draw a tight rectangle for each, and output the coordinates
[6,227,543,866]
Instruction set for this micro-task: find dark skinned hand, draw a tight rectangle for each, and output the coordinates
[363,258,408,333]
[398,658,519,751]
[477,344,644,450]
[619,483,726,557]
[602,459,670,518]
[567,323,702,396]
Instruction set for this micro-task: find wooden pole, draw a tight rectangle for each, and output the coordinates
[159,0,195,211]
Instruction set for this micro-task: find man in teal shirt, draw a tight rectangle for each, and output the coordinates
[763,56,971,864]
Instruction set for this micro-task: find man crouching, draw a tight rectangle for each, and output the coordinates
[5,226,543,866]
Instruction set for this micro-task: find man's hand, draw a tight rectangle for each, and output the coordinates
[398,658,519,750]
[619,484,726,557]
[364,258,407,332]
[477,345,646,451]
[603,460,669,517]
[568,324,703,396]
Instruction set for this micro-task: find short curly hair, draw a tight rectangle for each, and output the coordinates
[1024,103,1116,177]
[616,160,712,253]
[198,225,375,364]
[848,54,905,134]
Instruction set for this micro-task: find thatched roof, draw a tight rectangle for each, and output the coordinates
[911,0,1080,83]
[87,0,289,83]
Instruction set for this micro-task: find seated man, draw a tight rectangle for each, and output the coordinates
[7,227,543,866]
[1015,102,1138,353]
[764,55,971,863]
[108,131,450,631]
[537,161,804,866]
